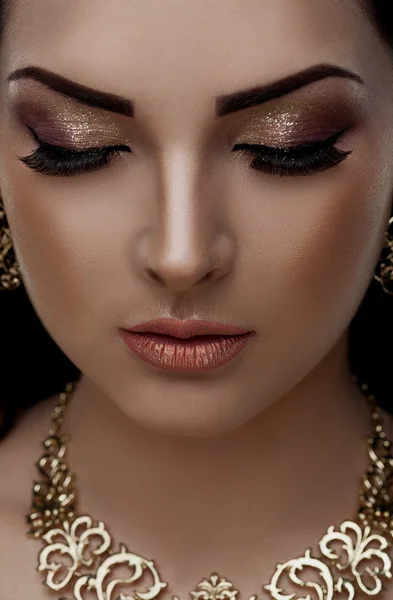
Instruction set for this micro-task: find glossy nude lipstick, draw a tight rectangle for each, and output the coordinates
[119,319,254,372]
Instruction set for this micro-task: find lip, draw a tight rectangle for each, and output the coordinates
[126,318,251,338]
[119,319,254,372]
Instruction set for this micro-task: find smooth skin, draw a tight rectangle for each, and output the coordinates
[0,1,393,598]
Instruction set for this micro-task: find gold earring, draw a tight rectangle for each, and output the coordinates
[0,194,22,291]
[374,215,393,295]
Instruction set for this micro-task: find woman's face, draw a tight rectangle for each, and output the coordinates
[1,0,393,436]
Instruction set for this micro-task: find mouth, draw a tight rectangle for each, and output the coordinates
[123,318,251,339]
[119,320,255,372]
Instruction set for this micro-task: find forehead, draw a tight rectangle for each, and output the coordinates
[0,0,376,109]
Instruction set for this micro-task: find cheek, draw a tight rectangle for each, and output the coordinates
[285,182,386,319]
[235,159,391,364]
[1,168,141,348]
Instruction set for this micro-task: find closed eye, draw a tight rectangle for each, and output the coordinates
[232,128,352,176]
[17,125,132,177]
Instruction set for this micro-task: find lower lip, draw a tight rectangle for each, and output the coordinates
[119,330,254,372]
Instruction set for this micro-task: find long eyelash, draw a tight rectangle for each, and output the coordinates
[19,127,351,178]
[232,128,352,177]
[18,127,131,177]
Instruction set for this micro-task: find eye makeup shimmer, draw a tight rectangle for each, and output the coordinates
[7,75,366,154]
[7,79,131,150]
[226,80,365,148]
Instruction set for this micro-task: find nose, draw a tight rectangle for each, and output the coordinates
[144,229,234,291]
[136,157,236,292]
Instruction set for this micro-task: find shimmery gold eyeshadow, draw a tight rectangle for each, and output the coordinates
[8,76,364,154]
[225,80,364,148]
[7,79,131,150]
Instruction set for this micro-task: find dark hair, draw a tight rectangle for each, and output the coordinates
[362,1,393,48]
[0,1,392,440]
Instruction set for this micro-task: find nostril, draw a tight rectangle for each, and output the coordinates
[146,268,163,284]
[145,267,215,286]
[200,271,213,283]
[198,269,220,284]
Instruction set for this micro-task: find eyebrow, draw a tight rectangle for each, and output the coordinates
[7,65,134,116]
[215,64,364,117]
[6,63,364,119]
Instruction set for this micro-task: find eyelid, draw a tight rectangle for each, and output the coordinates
[233,127,349,154]
[25,123,131,154]
[24,123,348,169]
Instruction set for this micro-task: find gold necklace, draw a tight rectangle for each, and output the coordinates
[26,378,393,600]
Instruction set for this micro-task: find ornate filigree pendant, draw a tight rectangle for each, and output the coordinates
[26,380,393,600]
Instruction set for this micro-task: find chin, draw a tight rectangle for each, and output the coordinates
[114,383,264,438]
[73,356,275,439]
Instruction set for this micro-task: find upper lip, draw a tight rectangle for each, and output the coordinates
[123,318,252,339]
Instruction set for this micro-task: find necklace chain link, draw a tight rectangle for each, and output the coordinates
[26,378,393,600]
